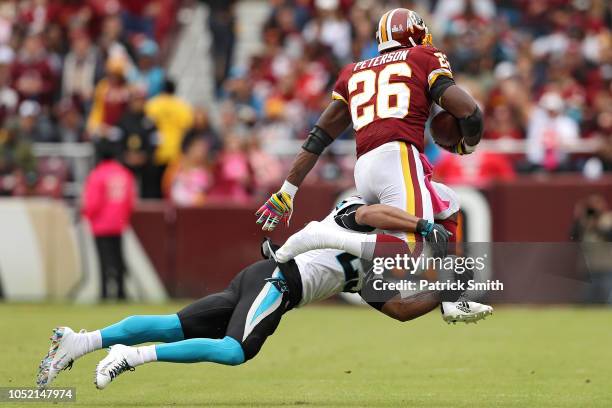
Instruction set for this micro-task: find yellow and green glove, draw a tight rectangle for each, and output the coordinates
[255,182,297,231]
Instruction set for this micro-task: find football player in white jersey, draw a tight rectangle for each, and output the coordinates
[36,199,491,392]
[281,190,493,320]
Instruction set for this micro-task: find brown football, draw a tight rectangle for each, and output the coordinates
[430,111,462,147]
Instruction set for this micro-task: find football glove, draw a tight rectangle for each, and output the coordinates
[417,220,451,258]
[256,191,293,231]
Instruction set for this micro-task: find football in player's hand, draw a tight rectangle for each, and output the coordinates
[430,111,462,147]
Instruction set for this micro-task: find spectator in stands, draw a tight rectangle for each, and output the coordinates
[209,134,251,203]
[184,106,221,155]
[0,45,18,126]
[246,134,282,193]
[145,79,193,198]
[570,195,612,304]
[203,0,237,97]
[98,13,133,64]
[82,138,136,301]
[596,112,612,172]
[54,98,85,143]
[350,6,378,60]
[120,0,158,39]
[61,29,103,111]
[433,0,496,32]
[302,0,352,63]
[0,106,38,196]
[117,86,157,198]
[11,33,57,108]
[128,38,164,98]
[166,132,212,207]
[484,105,524,140]
[7,100,53,143]
[526,92,580,171]
[87,56,130,139]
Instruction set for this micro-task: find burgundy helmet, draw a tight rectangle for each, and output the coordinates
[376,8,432,53]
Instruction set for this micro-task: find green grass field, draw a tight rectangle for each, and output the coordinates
[1,303,611,407]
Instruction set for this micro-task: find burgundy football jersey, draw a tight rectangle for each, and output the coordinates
[332,45,453,156]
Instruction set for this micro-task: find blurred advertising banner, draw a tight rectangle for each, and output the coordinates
[0,198,166,302]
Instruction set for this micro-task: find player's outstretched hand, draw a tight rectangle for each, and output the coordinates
[255,191,293,231]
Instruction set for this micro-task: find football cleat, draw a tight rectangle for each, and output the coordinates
[36,327,83,389]
[441,301,493,324]
[95,345,136,390]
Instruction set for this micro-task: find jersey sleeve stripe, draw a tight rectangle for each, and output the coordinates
[331,91,348,104]
[427,68,453,88]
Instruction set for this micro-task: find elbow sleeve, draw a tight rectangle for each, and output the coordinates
[302,126,334,155]
[458,106,483,146]
[334,204,375,233]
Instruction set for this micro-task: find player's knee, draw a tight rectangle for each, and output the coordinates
[240,336,266,362]
[220,336,246,366]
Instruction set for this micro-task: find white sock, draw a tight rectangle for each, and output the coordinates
[133,345,157,366]
[277,222,376,262]
[86,330,102,352]
[309,222,376,258]
[75,330,102,357]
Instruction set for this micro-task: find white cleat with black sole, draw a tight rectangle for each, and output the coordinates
[442,301,493,324]
[36,327,84,389]
[95,345,137,390]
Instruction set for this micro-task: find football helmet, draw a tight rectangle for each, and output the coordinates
[376,8,432,53]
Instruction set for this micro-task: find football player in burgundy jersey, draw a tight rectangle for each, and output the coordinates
[256,8,483,248]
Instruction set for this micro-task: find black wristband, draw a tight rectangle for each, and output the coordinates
[416,219,429,235]
[302,126,334,155]
[458,106,483,146]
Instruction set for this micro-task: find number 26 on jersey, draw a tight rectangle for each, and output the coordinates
[348,62,411,130]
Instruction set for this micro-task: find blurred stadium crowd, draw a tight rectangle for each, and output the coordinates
[0,0,610,205]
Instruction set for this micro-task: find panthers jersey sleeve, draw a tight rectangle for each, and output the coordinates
[331,63,355,105]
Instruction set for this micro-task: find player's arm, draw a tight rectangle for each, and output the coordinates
[380,291,441,322]
[255,100,351,231]
[360,272,440,322]
[337,203,450,244]
[286,100,352,186]
[437,84,483,153]
[426,49,483,155]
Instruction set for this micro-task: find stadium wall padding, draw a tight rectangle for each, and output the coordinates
[0,199,168,302]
